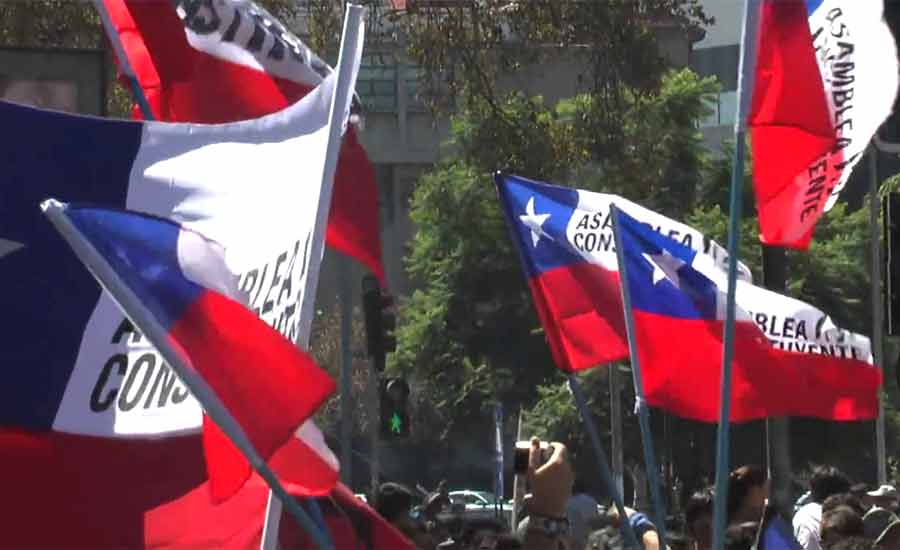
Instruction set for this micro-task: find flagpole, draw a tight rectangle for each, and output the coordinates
[713,2,761,549]
[568,375,642,549]
[609,204,667,549]
[92,0,156,120]
[262,4,367,547]
[41,199,333,550]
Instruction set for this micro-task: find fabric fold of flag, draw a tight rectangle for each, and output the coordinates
[749,0,898,248]
[614,207,880,422]
[44,202,336,501]
[96,0,385,283]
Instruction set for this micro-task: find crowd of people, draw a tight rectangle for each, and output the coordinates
[362,439,900,550]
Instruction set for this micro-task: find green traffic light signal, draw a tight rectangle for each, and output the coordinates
[381,378,410,438]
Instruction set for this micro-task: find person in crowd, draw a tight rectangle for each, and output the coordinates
[518,437,575,550]
[723,521,758,550]
[824,494,868,518]
[605,503,661,550]
[685,488,714,550]
[828,537,875,550]
[727,465,768,525]
[568,478,601,550]
[820,506,865,548]
[794,466,852,550]
[862,507,897,541]
[374,481,437,549]
[867,486,899,514]
[874,519,900,549]
[850,484,874,511]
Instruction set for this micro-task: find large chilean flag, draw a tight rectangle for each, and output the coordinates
[43,201,337,502]
[0,73,347,547]
[495,174,873,376]
[95,0,386,283]
[614,208,880,422]
[749,0,898,248]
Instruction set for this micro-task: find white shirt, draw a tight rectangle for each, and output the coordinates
[793,502,823,550]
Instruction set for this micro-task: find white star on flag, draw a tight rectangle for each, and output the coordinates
[519,196,551,247]
[0,237,24,259]
[642,249,686,287]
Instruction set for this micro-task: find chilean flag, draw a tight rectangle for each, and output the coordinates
[0,71,351,546]
[750,0,898,248]
[496,173,750,372]
[614,207,881,422]
[43,201,337,501]
[95,0,386,284]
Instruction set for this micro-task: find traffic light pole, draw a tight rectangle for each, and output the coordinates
[368,357,380,496]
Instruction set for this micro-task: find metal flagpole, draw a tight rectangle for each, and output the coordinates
[609,204,667,549]
[92,0,156,120]
[263,4,367,547]
[494,404,504,520]
[869,145,888,484]
[568,375,642,549]
[41,200,333,550]
[713,1,761,549]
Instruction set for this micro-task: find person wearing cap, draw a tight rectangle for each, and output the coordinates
[868,485,900,514]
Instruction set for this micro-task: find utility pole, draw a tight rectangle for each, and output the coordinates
[869,145,888,484]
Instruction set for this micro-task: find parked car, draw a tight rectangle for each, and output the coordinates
[448,490,513,522]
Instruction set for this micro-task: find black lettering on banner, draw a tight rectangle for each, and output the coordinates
[90,354,127,412]
[277,240,301,307]
[261,251,288,315]
[112,318,143,345]
[221,7,241,42]
[172,383,191,405]
[246,11,268,52]
[144,361,181,409]
[239,268,259,304]
[177,0,221,35]
[827,7,846,38]
[251,264,269,314]
[117,353,156,412]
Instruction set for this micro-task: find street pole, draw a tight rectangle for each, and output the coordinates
[869,146,888,485]
[368,357,381,496]
[610,364,625,499]
[761,245,792,516]
[511,407,525,532]
[339,256,353,487]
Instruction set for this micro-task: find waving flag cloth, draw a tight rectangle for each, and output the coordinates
[0,67,355,546]
[614,207,880,422]
[42,202,336,502]
[749,0,898,248]
[496,173,751,372]
[95,0,385,283]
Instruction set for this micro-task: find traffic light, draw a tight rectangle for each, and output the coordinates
[885,192,900,335]
[362,275,396,371]
[380,377,410,438]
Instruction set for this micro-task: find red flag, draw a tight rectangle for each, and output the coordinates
[0,432,393,549]
[97,0,386,284]
[749,0,837,248]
